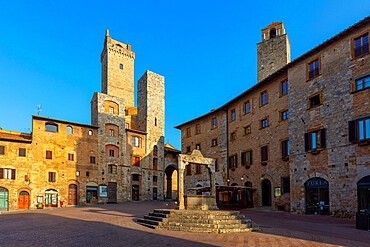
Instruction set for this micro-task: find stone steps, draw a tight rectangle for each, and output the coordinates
[137,209,260,233]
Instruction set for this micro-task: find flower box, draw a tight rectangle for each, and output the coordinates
[358,140,369,146]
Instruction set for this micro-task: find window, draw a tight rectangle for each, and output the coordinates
[186,146,191,153]
[305,129,326,151]
[261,91,268,106]
[125,123,129,129]
[195,124,201,134]
[196,144,201,150]
[132,174,139,181]
[109,106,114,114]
[355,75,370,91]
[281,110,289,120]
[153,145,158,156]
[281,177,290,194]
[68,153,74,161]
[132,156,140,167]
[0,168,16,180]
[270,28,276,38]
[109,129,115,137]
[212,117,217,126]
[48,172,56,182]
[46,150,52,159]
[90,156,96,164]
[230,132,236,141]
[132,136,140,147]
[308,94,321,108]
[281,80,288,96]
[244,101,250,114]
[308,59,320,79]
[196,164,201,174]
[45,123,58,132]
[186,164,191,175]
[231,109,236,121]
[106,144,119,158]
[155,118,157,127]
[88,130,93,136]
[108,164,117,174]
[86,171,90,177]
[212,138,217,146]
[243,125,251,135]
[0,146,4,155]
[153,158,158,170]
[186,127,191,138]
[109,149,115,157]
[229,155,237,169]
[76,171,80,177]
[349,117,370,142]
[354,34,369,57]
[120,63,123,69]
[19,148,26,157]
[241,151,252,166]
[282,140,289,158]
[261,146,268,162]
[153,176,158,186]
[66,126,73,134]
[215,159,219,172]
[261,118,268,128]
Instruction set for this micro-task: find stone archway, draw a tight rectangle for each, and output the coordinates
[178,150,217,210]
[165,165,177,199]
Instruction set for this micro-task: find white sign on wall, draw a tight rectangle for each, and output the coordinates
[99,185,108,197]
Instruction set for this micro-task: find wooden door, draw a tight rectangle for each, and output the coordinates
[0,188,8,211]
[18,191,29,209]
[108,183,117,203]
[68,185,77,205]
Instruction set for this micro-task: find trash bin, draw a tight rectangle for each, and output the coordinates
[356,209,369,230]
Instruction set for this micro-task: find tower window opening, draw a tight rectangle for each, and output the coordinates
[155,118,157,126]
[120,64,123,70]
[270,28,276,39]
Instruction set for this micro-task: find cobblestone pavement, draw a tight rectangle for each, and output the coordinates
[0,202,368,247]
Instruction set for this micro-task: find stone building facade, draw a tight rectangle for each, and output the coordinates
[175,16,370,217]
[0,30,166,211]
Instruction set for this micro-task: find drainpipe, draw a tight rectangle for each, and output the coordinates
[223,108,230,186]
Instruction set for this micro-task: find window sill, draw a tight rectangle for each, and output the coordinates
[308,149,323,155]
[245,165,251,169]
[351,87,369,94]
[307,104,322,111]
[282,156,289,161]
[306,74,321,82]
[358,140,370,146]
[352,51,370,60]
[261,162,268,166]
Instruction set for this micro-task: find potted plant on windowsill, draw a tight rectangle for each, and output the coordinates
[282,156,289,161]
[311,149,320,155]
[261,162,267,166]
[358,140,369,146]
[36,203,44,209]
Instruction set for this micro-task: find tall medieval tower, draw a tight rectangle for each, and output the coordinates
[257,22,291,82]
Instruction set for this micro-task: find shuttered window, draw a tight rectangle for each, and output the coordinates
[281,140,289,158]
[153,158,158,170]
[186,164,191,175]
[0,146,4,155]
[90,156,96,164]
[304,129,326,151]
[354,34,369,57]
[241,151,252,166]
[46,150,52,159]
[19,148,26,157]
[68,153,74,161]
[261,146,268,162]
[0,168,16,180]
[229,155,238,169]
[196,164,201,174]
[349,118,370,142]
[48,172,56,182]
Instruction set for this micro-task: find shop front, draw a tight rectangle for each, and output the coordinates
[0,187,8,211]
[45,189,58,207]
[305,177,329,215]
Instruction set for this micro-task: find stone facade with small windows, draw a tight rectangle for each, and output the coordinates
[0,30,166,211]
[176,16,370,218]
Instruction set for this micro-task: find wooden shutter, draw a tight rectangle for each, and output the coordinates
[282,141,286,157]
[235,155,238,168]
[48,172,51,182]
[249,151,252,164]
[304,133,310,151]
[53,172,56,182]
[241,152,246,166]
[11,169,16,180]
[0,168,3,179]
[320,129,326,148]
[348,120,357,142]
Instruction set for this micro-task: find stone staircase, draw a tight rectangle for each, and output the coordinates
[136,209,260,233]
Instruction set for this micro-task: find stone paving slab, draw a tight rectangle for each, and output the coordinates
[0,202,368,247]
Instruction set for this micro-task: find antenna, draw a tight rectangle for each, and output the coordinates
[37,105,42,116]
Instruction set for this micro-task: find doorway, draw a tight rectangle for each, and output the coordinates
[262,179,271,206]
[108,182,117,203]
[0,187,9,211]
[45,190,58,207]
[86,186,98,203]
[305,177,329,215]
[18,191,29,209]
[132,185,139,201]
[153,188,158,200]
[68,184,78,206]
[245,181,254,208]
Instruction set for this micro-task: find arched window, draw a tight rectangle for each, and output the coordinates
[66,126,73,134]
[105,123,119,137]
[132,136,140,147]
[104,101,119,115]
[120,64,123,70]
[270,28,276,38]
[153,145,158,156]
[45,123,58,132]
[105,145,119,158]
[88,130,93,136]
[108,164,117,174]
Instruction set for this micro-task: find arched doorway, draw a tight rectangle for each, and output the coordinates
[18,191,29,209]
[45,189,58,207]
[0,187,8,211]
[68,184,77,206]
[165,165,177,200]
[245,181,254,208]
[305,177,329,215]
[132,185,139,201]
[262,179,271,206]
[357,175,370,230]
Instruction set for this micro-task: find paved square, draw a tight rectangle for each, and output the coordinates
[0,202,368,247]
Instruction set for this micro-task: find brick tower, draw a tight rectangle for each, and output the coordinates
[101,29,135,108]
[257,22,291,82]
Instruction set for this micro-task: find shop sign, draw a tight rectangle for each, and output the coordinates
[99,185,108,197]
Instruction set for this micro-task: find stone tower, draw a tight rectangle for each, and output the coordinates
[101,29,135,108]
[257,22,291,82]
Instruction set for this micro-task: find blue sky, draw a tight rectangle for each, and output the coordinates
[0,1,369,149]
